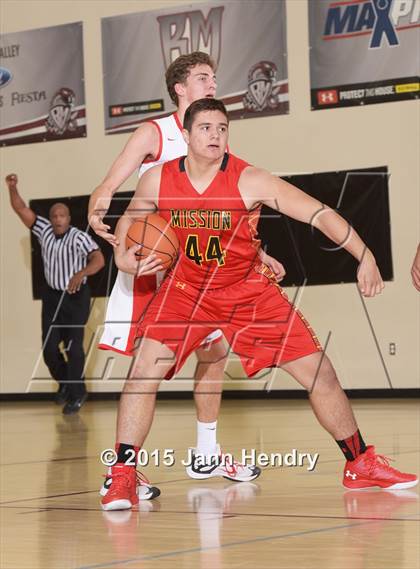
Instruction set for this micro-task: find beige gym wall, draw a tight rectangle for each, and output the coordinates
[1,0,419,394]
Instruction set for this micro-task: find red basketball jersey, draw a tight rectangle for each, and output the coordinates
[158,153,262,289]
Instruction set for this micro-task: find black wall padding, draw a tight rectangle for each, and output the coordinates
[258,166,392,286]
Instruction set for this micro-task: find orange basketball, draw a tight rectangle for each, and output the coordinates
[126,213,179,270]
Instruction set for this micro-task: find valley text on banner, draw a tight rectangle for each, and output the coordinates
[102,0,288,135]
[0,22,86,147]
[309,0,420,110]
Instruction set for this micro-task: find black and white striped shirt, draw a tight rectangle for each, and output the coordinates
[31,215,99,291]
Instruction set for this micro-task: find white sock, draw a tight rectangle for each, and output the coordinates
[196,420,218,456]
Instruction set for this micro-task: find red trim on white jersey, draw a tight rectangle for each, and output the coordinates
[173,112,183,133]
[142,120,163,164]
[98,344,131,356]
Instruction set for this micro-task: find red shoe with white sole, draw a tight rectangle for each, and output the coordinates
[343,446,418,490]
[101,464,160,511]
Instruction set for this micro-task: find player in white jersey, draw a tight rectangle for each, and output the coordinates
[97,112,224,354]
[89,53,285,502]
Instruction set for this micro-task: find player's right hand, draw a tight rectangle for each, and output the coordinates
[115,244,163,276]
[89,213,119,247]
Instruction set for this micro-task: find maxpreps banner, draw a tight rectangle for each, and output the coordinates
[102,1,288,134]
[0,23,86,146]
[309,0,420,110]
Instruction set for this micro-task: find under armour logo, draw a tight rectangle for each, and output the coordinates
[317,89,338,105]
[321,92,335,103]
[176,281,186,290]
[345,470,357,480]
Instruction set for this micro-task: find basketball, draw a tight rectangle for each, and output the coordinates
[126,213,179,270]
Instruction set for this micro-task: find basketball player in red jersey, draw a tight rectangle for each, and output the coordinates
[90,54,283,500]
[101,98,417,510]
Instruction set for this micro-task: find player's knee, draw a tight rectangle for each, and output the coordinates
[129,358,168,383]
[194,350,227,384]
[311,357,340,393]
[204,356,227,378]
[124,370,162,395]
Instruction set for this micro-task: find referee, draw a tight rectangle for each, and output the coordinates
[6,174,105,414]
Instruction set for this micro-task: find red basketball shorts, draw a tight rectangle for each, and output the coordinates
[136,270,323,377]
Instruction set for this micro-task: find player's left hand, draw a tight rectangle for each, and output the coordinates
[67,271,86,294]
[89,212,119,247]
[357,250,384,297]
[258,249,286,282]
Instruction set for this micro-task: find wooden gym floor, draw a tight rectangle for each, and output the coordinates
[0,398,419,569]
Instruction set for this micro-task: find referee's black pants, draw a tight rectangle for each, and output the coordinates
[41,285,91,400]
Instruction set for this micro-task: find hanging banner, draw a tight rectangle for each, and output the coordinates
[309,0,420,110]
[102,0,288,134]
[0,22,86,146]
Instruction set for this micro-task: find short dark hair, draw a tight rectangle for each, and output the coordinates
[183,98,228,132]
[165,52,216,105]
[49,202,70,217]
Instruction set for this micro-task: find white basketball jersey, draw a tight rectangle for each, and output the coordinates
[138,113,187,177]
[99,113,221,355]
